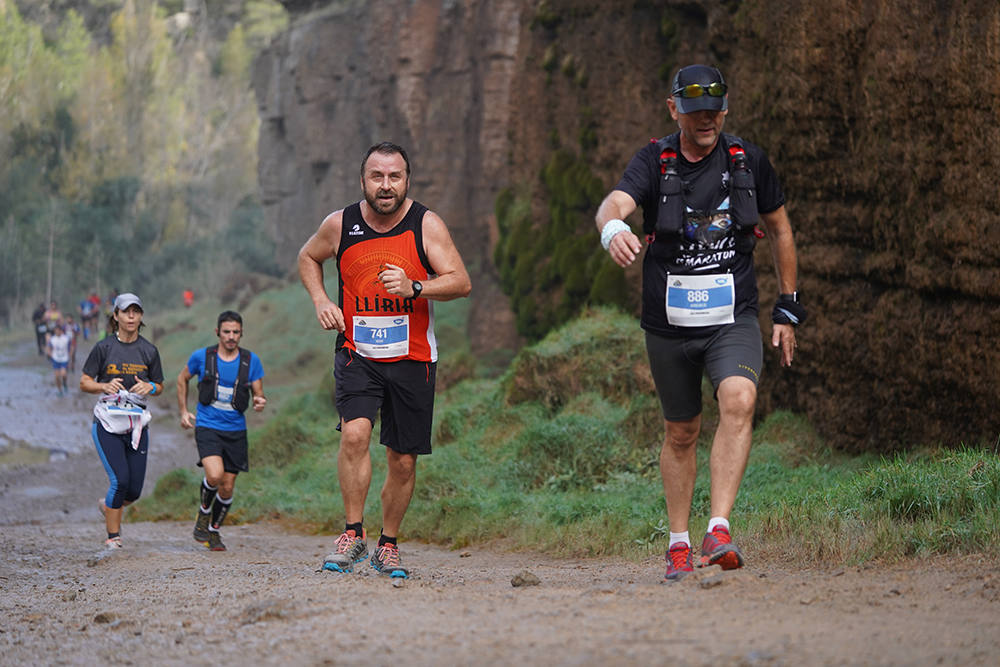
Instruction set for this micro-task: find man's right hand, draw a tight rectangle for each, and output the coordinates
[180,410,196,429]
[315,299,346,333]
[608,230,642,267]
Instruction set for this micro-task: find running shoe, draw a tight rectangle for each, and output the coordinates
[322,529,368,573]
[193,510,212,543]
[663,542,694,582]
[105,536,122,549]
[699,525,745,570]
[370,542,409,579]
[205,531,227,552]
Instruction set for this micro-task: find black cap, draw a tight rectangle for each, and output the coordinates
[671,65,728,114]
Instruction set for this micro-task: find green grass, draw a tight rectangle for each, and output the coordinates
[132,302,1000,565]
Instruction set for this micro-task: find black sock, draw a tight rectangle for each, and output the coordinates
[107,532,120,539]
[345,521,363,537]
[199,478,218,511]
[211,495,232,530]
[378,533,396,547]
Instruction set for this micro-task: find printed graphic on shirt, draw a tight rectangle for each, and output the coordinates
[678,197,737,273]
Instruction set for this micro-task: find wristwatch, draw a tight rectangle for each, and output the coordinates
[411,280,423,298]
[779,291,799,302]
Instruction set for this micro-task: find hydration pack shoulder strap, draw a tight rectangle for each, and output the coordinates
[648,135,684,238]
[725,136,759,233]
[197,346,218,407]
[232,349,251,413]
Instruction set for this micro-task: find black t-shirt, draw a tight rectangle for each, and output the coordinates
[614,133,786,337]
[82,334,164,388]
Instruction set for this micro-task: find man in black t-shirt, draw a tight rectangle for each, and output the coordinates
[32,302,47,355]
[595,64,806,582]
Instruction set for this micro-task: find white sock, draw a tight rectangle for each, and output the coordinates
[707,516,730,533]
[668,531,690,549]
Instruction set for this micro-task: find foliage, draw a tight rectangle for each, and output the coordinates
[137,301,1000,562]
[493,149,634,340]
[0,1,274,327]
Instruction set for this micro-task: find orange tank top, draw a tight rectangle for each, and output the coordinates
[336,201,437,362]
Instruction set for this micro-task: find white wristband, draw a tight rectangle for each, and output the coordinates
[600,219,630,250]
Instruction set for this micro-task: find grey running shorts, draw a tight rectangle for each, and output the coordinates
[334,347,437,456]
[644,311,763,422]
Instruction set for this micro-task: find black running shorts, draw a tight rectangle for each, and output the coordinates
[644,312,763,422]
[334,347,437,456]
[195,427,249,473]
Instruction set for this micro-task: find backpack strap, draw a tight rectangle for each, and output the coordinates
[648,134,684,239]
[723,135,761,233]
[197,346,218,406]
[723,134,765,253]
[231,349,252,413]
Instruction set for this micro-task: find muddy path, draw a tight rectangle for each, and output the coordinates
[1,338,998,665]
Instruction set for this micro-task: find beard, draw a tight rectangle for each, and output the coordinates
[364,186,407,216]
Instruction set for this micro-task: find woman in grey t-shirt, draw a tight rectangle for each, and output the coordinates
[80,293,164,550]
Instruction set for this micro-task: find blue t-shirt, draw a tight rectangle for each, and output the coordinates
[187,347,264,431]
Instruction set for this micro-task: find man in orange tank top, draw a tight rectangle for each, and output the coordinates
[298,142,471,579]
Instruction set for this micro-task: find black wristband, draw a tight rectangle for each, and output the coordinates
[772,297,807,326]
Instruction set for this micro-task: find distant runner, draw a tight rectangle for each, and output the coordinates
[46,323,72,396]
[43,301,62,334]
[32,302,47,355]
[64,316,80,372]
[176,311,266,552]
[79,293,164,550]
[298,142,471,578]
[79,293,99,340]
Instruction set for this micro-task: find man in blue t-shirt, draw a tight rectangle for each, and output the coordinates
[176,310,266,551]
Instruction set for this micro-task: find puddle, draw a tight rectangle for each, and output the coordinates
[0,441,55,466]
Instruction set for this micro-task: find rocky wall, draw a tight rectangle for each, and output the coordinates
[256,0,1000,451]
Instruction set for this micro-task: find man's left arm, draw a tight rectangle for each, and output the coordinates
[250,378,266,412]
[760,205,799,367]
[381,212,472,300]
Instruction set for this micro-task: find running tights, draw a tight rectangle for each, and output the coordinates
[92,421,148,509]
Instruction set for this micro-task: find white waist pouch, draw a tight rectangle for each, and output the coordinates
[94,391,152,450]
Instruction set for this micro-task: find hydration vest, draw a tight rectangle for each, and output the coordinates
[198,346,252,413]
[647,132,763,258]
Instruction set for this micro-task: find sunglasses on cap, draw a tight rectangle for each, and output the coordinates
[672,82,728,99]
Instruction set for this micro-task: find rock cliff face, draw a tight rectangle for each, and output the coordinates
[255,0,1000,451]
[253,0,522,353]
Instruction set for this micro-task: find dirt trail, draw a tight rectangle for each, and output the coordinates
[1,339,998,665]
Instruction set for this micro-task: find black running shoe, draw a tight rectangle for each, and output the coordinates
[205,531,226,552]
[193,510,212,543]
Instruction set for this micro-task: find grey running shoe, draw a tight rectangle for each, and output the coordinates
[370,542,409,579]
[193,510,212,543]
[205,531,226,552]
[105,536,122,549]
[322,529,368,573]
